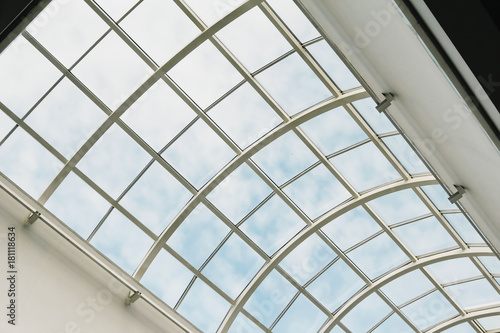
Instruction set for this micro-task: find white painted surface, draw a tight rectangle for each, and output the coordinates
[299,0,500,252]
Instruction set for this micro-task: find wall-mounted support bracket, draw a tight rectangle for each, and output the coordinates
[126,290,142,305]
[376,93,395,112]
[449,185,466,204]
[25,211,41,225]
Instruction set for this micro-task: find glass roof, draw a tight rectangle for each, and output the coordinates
[1,0,499,332]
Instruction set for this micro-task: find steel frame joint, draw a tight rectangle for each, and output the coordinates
[376,92,395,112]
[449,184,466,204]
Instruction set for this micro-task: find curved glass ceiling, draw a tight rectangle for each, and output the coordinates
[1,0,500,332]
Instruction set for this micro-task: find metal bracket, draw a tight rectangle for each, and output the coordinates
[126,290,141,305]
[376,93,395,113]
[25,211,41,225]
[448,185,466,204]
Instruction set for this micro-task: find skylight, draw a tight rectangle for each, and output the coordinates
[0,0,499,332]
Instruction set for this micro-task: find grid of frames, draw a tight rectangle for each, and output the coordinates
[1,0,500,332]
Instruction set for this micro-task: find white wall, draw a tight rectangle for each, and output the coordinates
[0,186,195,333]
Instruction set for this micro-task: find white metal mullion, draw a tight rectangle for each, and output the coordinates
[470,320,486,333]
[344,103,411,180]
[71,168,157,241]
[219,177,436,332]
[337,322,352,333]
[292,127,359,197]
[471,257,500,294]
[0,174,200,333]
[363,203,418,264]
[318,247,493,333]
[273,265,334,319]
[133,89,367,285]
[259,1,342,97]
[23,28,201,243]
[158,244,236,307]
[33,0,262,206]
[239,308,272,333]
[421,267,467,317]
[325,138,372,159]
[245,157,375,293]
[0,101,67,165]
[413,187,468,250]
[374,290,422,333]
[426,307,500,333]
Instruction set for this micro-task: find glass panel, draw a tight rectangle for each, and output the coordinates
[341,293,392,333]
[45,172,110,239]
[168,41,243,109]
[208,82,282,149]
[331,327,345,333]
[478,316,500,331]
[445,279,500,309]
[72,31,152,110]
[140,249,193,307]
[252,131,318,186]
[182,0,243,26]
[245,270,297,327]
[442,323,477,333]
[307,40,360,91]
[207,163,272,223]
[266,0,320,42]
[401,290,458,330]
[330,142,401,192]
[321,206,381,251]
[177,278,231,333]
[202,234,265,299]
[90,209,153,274]
[77,124,150,199]
[228,314,264,333]
[27,0,108,68]
[307,258,365,312]
[167,203,230,269]
[300,107,368,155]
[283,164,352,220]
[347,233,409,279]
[26,78,106,158]
[0,110,16,142]
[119,162,192,235]
[240,195,306,256]
[256,53,331,116]
[0,127,63,198]
[380,270,434,306]
[479,256,500,275]
[371,313,414,333]
[94,0,139,21]
[445,213,485,244]
[280,233,336,285]
[367,189,430,225]
[422,185,457,211]
[352,98,396,134]
[217,7,291,72]
[272,294,327,333]
[383,135,429,175]
[120,0,199,65]
[121,80,197,151]
[393,217,458,256]
[426,258,481,284]
[162,118,236,189]
[0,35,61,117]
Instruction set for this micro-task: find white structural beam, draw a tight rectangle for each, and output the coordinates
[134,88,368,279]
[428,307,500,333]
[298,0,500,256]
[318,247,494,333]
[217,175,437,332]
